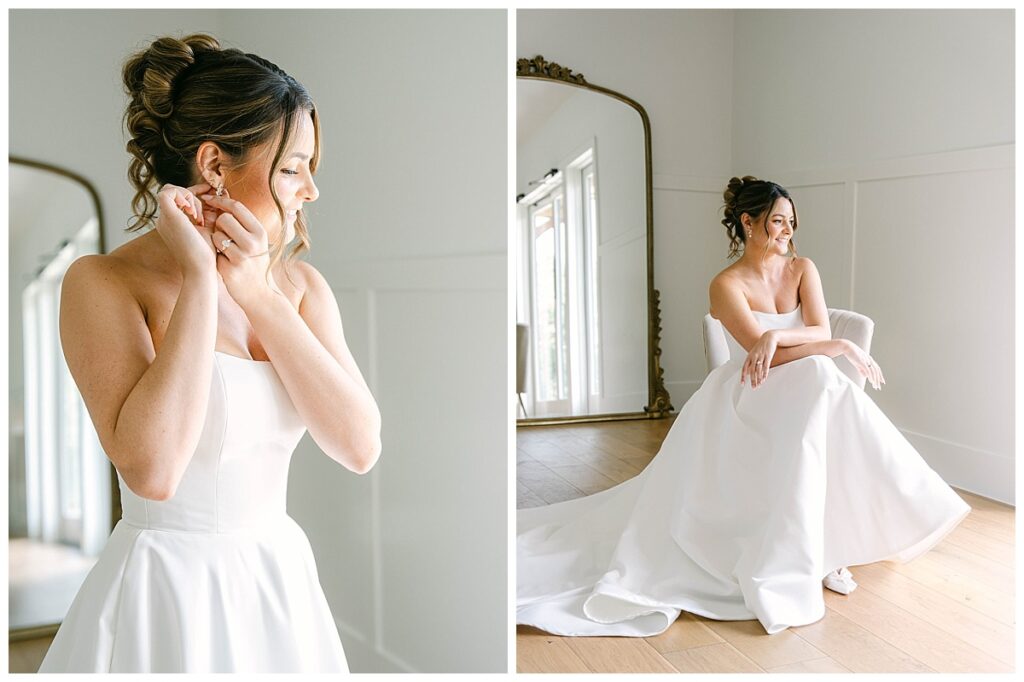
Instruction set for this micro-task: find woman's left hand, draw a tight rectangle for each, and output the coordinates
[741,330,778,389]
[199,190,284,310]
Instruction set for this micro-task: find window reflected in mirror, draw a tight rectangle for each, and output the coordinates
[9,159,109,635]
[516,74,650,420]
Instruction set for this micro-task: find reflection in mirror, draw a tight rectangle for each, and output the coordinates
[9,158,110,637]
[516,78,650,420]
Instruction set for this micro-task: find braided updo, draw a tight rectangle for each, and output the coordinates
[121,33,321,282]
[720,175,799,260]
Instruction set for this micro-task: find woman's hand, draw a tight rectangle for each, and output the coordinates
[741,330,779,389]
[154,182,217,277]
[838,339,885,390]
[198,190,284,310]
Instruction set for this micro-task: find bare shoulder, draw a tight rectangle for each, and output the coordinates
[291,258,328,299]
[709,265,743,299]
[290,257,322,286]
[792,255,817,275]
[60,252,150,353]
[291,259,342,319]
[63,252,134,299]
[708,267,745,317]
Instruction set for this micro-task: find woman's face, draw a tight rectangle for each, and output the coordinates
[222,110,319,247]
[746,197,794,256]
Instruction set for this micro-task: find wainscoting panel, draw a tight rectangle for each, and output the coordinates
[286,252,507,672]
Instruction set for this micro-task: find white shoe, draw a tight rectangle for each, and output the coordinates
[823,566,857,594]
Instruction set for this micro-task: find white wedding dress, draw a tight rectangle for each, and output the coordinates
[38,351,349,672]
[517,306,971,636]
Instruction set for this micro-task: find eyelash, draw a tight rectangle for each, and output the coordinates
[281,169,299,176]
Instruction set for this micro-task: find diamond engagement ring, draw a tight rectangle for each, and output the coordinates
[220,238,234,251]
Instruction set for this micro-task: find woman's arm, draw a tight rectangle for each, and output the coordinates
[241,261,382,474]
[709,274,764,350]
[770,338,846,367]
[770,337,884,389]
[59,255,219,500]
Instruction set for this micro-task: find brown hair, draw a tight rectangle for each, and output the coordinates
[720,175,799,261]
[122,33,321,286]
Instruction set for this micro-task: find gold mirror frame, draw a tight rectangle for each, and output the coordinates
[8,155,115,643]
[516,56,673,425]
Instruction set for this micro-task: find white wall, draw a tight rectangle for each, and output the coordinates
[10,8,507,672]
[519,8,1014,503]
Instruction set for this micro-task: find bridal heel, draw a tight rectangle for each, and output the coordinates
[823,566,857,594]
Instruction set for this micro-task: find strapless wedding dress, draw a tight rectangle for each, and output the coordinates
[37,351,349,672]
[517,306,971,636]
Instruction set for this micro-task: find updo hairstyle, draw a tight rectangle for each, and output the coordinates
[720,175,799,260]
[121,33,321,283]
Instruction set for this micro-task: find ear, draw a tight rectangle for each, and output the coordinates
[195,142,227,188]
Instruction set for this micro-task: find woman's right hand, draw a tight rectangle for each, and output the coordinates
[154,182,217,276]
[838,339,885,390]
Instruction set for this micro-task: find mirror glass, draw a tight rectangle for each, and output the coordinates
[516,79,648,420]
[9,160,111,634]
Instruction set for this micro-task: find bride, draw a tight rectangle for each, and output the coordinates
[516,175,971,637]
[38,34,380,672]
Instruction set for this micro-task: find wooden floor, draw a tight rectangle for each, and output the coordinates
[9,633,55,673]
[516,418,1016,673]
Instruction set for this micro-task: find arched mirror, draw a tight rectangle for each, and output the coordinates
[8,157,115,641]
[516,56,672,424]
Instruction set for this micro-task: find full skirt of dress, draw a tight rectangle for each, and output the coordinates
[517,355,972,636]
[37,514,349,672]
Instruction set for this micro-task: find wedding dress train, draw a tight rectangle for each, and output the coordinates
[517,306,970,636]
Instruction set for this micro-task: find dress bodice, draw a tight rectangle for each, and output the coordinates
[720,304,805,361]
[116,352,306,533]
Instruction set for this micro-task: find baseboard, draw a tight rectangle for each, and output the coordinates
[335,620,417,673]
[900,428,1014,506]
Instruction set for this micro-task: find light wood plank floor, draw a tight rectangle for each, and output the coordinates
[516,418,1016,673]
[9,633,55,673]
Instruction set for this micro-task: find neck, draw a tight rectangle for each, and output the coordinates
[738,247,788,278]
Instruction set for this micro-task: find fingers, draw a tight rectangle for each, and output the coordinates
[210,229,237,261]
[745,356,767,388]
[190,193,203,226]
[160,184,207,227]
[199,192,261,237]
[187,183,210,225]
[174,192,202,226]
[742,347,777,389]
[202,205,221,228]
[212,212,258,256]
[866,358,881,390]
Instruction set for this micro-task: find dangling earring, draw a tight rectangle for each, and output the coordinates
[746,229,752,239]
